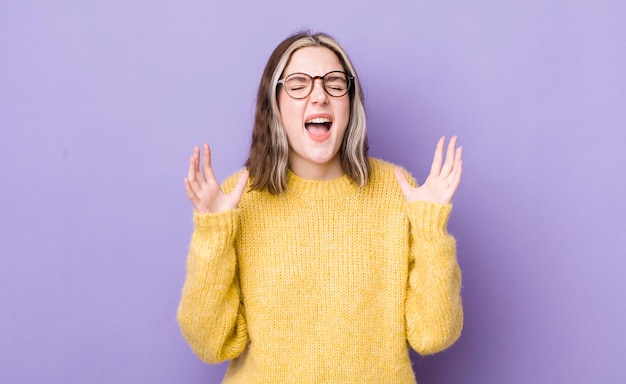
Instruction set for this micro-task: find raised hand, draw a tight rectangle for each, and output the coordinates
[394,136,463,205]
[184,143,249,214]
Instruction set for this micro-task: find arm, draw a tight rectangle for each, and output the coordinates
[395,136,464,354]
[177,209,248,363]
[404,201,463,355]
[177,144,250,363]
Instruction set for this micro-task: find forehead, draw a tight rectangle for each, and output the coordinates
[283,46,343,75]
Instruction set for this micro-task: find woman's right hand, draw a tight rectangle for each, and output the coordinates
[184,143,249,214]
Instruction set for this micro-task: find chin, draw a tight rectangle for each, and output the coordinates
[308,149,340,163]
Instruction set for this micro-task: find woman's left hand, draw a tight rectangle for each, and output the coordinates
[394,136,463,205]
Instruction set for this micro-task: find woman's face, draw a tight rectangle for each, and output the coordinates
[278,46,350,180]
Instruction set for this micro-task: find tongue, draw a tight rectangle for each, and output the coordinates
[306,123,329,136]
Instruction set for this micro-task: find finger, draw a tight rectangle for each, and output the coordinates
[454,146,463,173]
[452,147,463,185]
[187,152,198,183]
[188,146,203,182]
[192,146,208,183]
[183,178,200,206]
[187,155,203,193]
[447,150,463,195]
[429,136,446,176]
[448,160,463,199]
[229,170,249,206]
[445,146,463,182]
[202,143,217,183]
[440,135,458,176]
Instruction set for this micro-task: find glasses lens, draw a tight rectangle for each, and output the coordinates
[284,74,312,99]
[281,72,351,99]
[323,72,349,97]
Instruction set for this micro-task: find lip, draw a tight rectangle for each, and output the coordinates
[304,113,334,124]
[304,113,333,142]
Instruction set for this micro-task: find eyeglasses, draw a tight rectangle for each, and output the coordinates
[277,71,353,99]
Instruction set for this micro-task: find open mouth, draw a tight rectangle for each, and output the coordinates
[305,117,333,142]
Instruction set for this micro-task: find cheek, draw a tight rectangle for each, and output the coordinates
[278,92,304,127]
[337,100,351,126]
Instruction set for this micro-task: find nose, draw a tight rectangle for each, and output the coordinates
[309,78,329,104]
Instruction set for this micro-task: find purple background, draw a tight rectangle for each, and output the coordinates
[2,1,625,383]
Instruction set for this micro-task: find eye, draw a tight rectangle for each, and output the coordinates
[325,78,347,91]
[286,75,310,91]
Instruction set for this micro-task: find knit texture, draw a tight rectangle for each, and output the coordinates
[178,158,463,383]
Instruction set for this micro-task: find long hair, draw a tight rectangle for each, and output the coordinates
[245,31,370,194]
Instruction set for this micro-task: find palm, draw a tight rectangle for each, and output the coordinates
[184,144,248,214]
[395,136,463,205]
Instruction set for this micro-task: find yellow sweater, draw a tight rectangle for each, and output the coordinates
[178,159,463,383]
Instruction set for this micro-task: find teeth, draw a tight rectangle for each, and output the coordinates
[306,117,331,124]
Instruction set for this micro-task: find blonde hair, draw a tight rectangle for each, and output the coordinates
[245,31,370,194]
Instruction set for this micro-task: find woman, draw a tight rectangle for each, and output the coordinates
[178,31,463,383]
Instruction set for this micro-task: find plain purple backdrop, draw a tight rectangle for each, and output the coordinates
[2,1,625,383]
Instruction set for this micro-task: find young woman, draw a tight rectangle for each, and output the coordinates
[178,31,463,383]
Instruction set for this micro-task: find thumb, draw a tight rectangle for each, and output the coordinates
[394,168,413,199]
[229,170,249,206]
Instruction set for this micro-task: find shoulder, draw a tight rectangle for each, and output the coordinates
[220,169,250,194]
[221,169,271,207]
[360,158,414,206]
[369,158,397,175]
[368,158,418,188]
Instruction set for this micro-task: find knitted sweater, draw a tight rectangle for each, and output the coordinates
[177,158,463,383]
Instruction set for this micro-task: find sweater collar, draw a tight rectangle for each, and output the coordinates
[285,169,358,199]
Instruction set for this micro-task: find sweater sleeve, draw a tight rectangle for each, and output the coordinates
[404,201,463,355]
[177,209,248,364]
